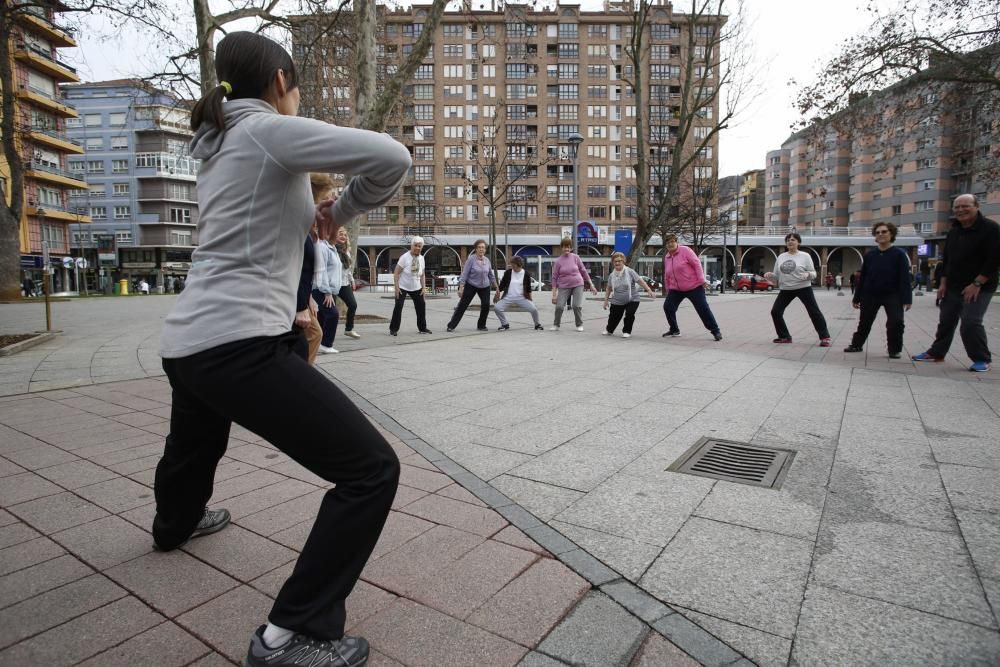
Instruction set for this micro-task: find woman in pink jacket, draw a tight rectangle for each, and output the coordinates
[662,235,723,340]
[549,237,598,331]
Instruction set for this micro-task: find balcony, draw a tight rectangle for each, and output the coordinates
[24,160,87,188]
[26,202,91,223]
[15,12,76,47]
[15,84,78,117]
[13,41,79,82]
[134,153,200,180]
[29,125,84,154]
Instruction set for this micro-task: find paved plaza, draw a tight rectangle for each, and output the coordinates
[1,289,998,666]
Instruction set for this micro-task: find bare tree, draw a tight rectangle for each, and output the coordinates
[795,0,1000,124]
[447,96,558,273]
[621,0,756,265]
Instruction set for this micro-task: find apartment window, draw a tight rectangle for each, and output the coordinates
[443,186,461,198]
[414,146,434,161]
[694,166,713,179]
[651,24,680,39]
[87,160,104,174]
[588,24,608,38]
[587,166,607,179]
[90,206,107,219]
[891,205,902,215]
[694,126,711,139]
[414,126,434,141]
[413,104,434,120]
[111,136,128,150]
[414,65,433,79]
[558,23,577,38]
[113,183,129,197]
[85,114,102,127]
[558,84,578,99]
[89,185,105,198]
[115,230,132,244]
[893,184,903,194]
[443,105,463,119]
[587,85,607,98]
[588,125,607,139]
[588,206,607,218]
[109,112,126,126]
[112,159,128,173]
[169,230,193,245]
[442,23,463,37]
[444,165,464,178]
[443,126,464,139]
[559,104,579,120]
[506,63,527,79]
[443,85,463,97]
[412,84,434,100]
[165,207,190,224]
[920,179,935,190]
[587,145,607,159]
[915,200,934,212]
[69,161,85,173]
[558,43,579,58]
[587,44,609,57]
[558,64,578,79]
[919,158,935,169]
[694,25,715,38]
[443,44,463,57]
[86,138,103,150]
[444,65,463,78]
[587,185,608,198]
[413,165,433,180]
[66,117,82,128]
[114,206,130,219]
[446,145,463,159]
[588,105,607,118]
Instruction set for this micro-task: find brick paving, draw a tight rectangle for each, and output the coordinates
[0,376,699,666]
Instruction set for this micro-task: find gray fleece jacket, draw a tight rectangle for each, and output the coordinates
[159,99,411,358]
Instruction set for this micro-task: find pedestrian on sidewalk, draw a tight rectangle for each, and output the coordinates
[390,237,432,335]
[844,222,912,359]
[825,273,834,291]
[602,252,655,337]
[312,198,343,355]
[447,239,498,332]
[154,31,409,667]
[550,237,597,331]
[913,194,1000,371]
[661,235,722,341]
[765,232,831,346]
[335,227,361,339]
[835,273,843,290]
[494,256,544,330]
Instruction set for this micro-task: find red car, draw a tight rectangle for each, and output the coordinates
[731,273,772,291]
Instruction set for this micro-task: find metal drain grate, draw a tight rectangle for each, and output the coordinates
[667,437,796,489]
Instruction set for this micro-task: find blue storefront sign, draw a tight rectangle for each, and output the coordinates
[576,221,598,246]
[614,229,633,254]
[20,255,43,269]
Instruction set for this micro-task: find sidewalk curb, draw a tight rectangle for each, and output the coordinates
[0,331,59,357]
[328,373,755,667]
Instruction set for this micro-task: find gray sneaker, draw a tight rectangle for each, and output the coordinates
[154,507,230,552]
[245,626,369,667]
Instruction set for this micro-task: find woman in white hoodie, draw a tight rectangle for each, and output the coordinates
[153,31,410,667]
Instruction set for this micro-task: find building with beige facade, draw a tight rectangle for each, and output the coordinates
[3,1,88,293]
[292,0,723,284]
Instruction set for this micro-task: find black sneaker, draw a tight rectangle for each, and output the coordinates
[498,324,510,331]
[154,507,229,552]
[888,351,901,359]
[662,330,681,337]
[844,345,863,353]
[388,330,397,337]
[446,326,455,332]
[418,329,433,334]
[712,331,723,341]
[477,326,488,331]
[246,626,369,667]
[534,323,544,331]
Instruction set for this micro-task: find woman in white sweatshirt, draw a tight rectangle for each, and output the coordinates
[153,31,411,667]
[765,232,831,346]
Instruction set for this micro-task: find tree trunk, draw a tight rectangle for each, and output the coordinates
[193,0,217,92]
[0,12,26,299]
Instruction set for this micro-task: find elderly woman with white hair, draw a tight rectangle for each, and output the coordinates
[602,252,655,337]
[389,236,432,335]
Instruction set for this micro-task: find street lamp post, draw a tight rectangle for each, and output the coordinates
[502,207,511,269]
[567,132,584,255]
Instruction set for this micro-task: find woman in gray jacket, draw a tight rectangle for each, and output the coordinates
[152,31,410,667]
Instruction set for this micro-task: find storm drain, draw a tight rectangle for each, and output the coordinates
[667,437,796,489]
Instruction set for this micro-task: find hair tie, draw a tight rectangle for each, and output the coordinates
[219,81,232,95]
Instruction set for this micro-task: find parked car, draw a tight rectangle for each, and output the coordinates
[731,273,772,291]
[707,277,723,291]
[530,277,547,291]
[639,276,662,291]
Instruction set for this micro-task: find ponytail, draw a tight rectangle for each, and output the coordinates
[191,84,228,132]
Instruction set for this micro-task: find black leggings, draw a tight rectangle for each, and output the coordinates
[337,285,358,331]
[154,333,399,639]
[448,285,492,329]
[771,287,830,339]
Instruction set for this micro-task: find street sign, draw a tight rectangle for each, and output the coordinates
[62,257,75,269]
[75,258,88,269]
[42,241,50,274]
[576,221,598,246]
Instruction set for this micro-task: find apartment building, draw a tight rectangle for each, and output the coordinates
[292,0,722,281]
[62,81,200,292]
[737,168,764,227]
[765,61,998,274]
[5,1,87,293]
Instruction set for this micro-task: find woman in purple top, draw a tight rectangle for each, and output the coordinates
[447,239,499,332]
[549,237,597,331]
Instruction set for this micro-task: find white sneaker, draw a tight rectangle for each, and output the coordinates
[622,333,631,338]
[345,331,361,339]
[319,346,339,354]
[601,330,611,336]
[576,326,584,332]
[548,326,560,331]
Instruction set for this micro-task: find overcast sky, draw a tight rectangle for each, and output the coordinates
[66,0,876,178]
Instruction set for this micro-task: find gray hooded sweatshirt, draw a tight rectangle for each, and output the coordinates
[159,99,411,358]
